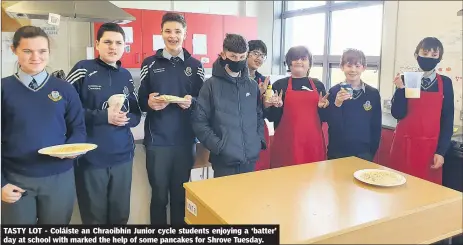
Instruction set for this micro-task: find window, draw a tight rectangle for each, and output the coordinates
[330,5,383,56]
[286,1,326,11]
[284,13,325,55]
[309,65,324,81]
[329,66,380,89]
[280,1,384,89]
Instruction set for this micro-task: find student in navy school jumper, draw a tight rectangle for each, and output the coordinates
[389,37,454,185]
[137,12,205,225]
[1,26,86,224]
[326,48,382,162]
[247,40,273,171]
[266,46,329,169]
[66,23,142,224]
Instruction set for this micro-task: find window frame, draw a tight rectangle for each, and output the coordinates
[278,0,384,90]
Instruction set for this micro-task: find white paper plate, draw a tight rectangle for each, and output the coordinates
[38,143,97,158]
[354,169,406,187]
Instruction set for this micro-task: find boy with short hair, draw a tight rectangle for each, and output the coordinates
[67,23,142,224]
[266,46,328,169]
[137,12,205,225]
[247,40,272,171]
[326,48,382,162]
[389,37,454,185]
[192,34,265,177]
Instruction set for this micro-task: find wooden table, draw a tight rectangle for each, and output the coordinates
[184,157,462,244]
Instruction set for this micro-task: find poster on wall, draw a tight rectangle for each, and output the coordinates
[2,32,18,78]
[1,32,16,62]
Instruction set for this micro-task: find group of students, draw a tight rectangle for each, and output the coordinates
[1,11,454,226]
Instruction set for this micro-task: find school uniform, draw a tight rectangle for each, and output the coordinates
[252,70,271,171]
[138,48,204,225]
[66,58,141,224]
[1,69,86,224]
[390,71,454,184]
[326,82,382,162]
[266,77,327,168]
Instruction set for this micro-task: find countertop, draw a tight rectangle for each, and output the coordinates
[184,157,463,243]
[132,112,461,144]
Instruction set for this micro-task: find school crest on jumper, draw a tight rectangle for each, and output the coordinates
[363,100,372,111]
[184,67,192,77]
[48,91,62,102]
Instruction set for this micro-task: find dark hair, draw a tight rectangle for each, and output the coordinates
[96,23,125,41]
[223,33,248,54]
[285,46,312,69]
[340,48,367,66]
[12,25,50,50]
[414,37,444,60]
[161,12,187,29]
[248,40,267,55]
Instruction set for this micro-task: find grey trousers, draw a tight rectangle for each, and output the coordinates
[1,169,75,224]
[145,145,195,225]
[74,161,133,224]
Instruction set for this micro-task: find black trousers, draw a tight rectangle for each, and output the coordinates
[1,169,75,224]
[75,161,133,224]
[212,161,256,178]
[145,144,195,225]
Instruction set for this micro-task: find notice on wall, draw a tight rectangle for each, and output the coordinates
[86,47,94,59]
[48,13,61,26]
[2,33,16,63]
[193,34,207,55]
[122,27,133,44]
[152,35,165,51]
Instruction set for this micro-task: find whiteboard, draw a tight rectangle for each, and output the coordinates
[393,1,462,125]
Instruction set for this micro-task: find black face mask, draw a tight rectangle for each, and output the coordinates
[417,56,440,71]
[220,58,247,73]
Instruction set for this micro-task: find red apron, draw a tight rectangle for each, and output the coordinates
[270,77,326,168]
[255,78,271,171]
[389,74,444,184]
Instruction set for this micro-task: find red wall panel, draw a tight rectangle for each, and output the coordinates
[94,8,143,68]
[183,13,223,68]
[141,10,167,62]
[223,15,258,41]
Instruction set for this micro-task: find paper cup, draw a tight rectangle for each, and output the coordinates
[108,94,126,111]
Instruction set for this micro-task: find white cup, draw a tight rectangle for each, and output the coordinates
[108,94,126,111]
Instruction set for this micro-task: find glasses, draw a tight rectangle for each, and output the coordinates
[249,51,267,61]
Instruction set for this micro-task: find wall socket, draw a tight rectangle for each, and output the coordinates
[383,99,392,110]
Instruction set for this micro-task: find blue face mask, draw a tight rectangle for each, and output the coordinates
[417,56,440,71]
